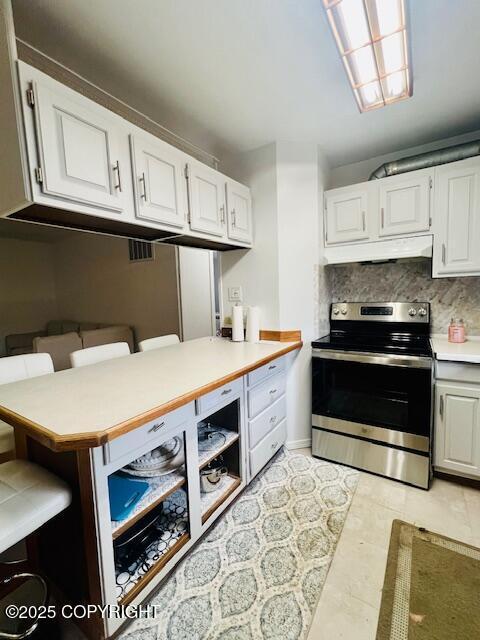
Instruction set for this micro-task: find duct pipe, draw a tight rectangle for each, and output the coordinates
[369,140,480,180]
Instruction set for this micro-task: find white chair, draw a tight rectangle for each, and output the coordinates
[0,459,71,637]
[0,354,54,460]
[138,334,180,352]
[70,341,131,368]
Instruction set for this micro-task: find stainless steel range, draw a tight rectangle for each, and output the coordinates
[311,302,433,489]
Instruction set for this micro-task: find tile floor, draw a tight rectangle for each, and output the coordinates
[295,449,480,640]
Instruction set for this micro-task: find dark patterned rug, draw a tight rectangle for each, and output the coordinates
[121,448,359,640]
[376,520,480,640]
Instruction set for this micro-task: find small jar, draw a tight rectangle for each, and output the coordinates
[448,318,466,343]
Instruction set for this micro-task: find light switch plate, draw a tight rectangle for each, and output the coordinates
[228,286,243,302]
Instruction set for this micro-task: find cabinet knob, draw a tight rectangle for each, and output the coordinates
[269,388,277,395]
[221,388,232,396]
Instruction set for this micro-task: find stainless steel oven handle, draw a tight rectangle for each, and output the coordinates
[312,348,432,369]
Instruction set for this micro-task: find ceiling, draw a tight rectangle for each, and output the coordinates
[12,0,480,168]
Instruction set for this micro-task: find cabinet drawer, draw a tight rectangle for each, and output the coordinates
[196,378,242,415]
[247,356,285,388]
[249,419,287,479]
[105,402,194,464]
[249,396,286,449]
[248,373,286,418]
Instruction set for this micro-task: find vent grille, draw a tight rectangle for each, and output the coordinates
[128,239,154,262]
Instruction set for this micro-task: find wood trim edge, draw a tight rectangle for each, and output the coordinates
[259,330,302,342]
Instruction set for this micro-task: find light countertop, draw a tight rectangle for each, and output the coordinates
[430,335,480,365]
[0,337,301,451]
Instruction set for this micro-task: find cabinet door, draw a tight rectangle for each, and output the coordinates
[433,159,480,277]
[378,172,431,237]
[226,180,252,244]
[32,80,126,213]
[130,134,186,228]
[435,383,480,476]
[187,163,225,237]
[325,187,370,244]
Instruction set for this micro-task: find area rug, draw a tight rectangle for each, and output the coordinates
[121,448,359,640]
[376,520,480,640]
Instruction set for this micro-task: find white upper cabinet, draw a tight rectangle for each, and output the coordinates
[433,157,480,277]
[30,78,126,213]
[226,179,252,244]
[187,163,225,237]
[325,185,370,244]
[435,382,480,477]
[378,170,432,237]
[130,133,186,229]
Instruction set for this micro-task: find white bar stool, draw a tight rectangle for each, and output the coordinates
[138,334,180,352]
[69,341,130,368]
[0,460,71,638]
[0,460,72,640]
[0,354,54,462]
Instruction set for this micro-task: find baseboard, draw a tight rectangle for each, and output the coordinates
[286,438,312,450]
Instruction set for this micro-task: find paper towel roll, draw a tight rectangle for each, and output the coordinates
[232,305,244,342]
[246,306,260,343]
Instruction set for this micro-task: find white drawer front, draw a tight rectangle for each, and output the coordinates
[248,372,286,419]
[249,396,286,449]
[196,378,243,415]
[247,356,285,388]
[105,402,194,464]
[249,419,287,479]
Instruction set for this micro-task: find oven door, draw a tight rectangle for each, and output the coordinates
[312,350,432,449]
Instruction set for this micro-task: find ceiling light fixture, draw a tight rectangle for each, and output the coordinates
[323,0,412,112]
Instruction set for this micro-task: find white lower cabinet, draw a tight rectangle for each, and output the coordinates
[246,355,287,480]
[249,419,287,479]
[435,381,480,477]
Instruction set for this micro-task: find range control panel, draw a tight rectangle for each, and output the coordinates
[331,302,430,323]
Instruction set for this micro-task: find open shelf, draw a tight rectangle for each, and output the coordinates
[115,489,189,604]
[198,427,240,469]
[201,474,241,524]
[111,469,186,539]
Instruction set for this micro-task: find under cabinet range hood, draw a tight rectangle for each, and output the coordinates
[323,235,433,266]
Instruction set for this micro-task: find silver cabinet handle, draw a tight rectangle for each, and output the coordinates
[439,395,444,419]
[271,441,278,449]
[232,208,236,227]
[269,388,277,395]
[113,161,122,191]
[220,205,226,224]
[221,388,232,396]
[381,207,384,228]
[362,211,366,231]
[268,364,277,370]
[139,173,147,200]
[441,243,446,265]
[270,415,277,424]
[149,421,165,433]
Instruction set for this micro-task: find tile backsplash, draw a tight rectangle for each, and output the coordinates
[322,260,480,335]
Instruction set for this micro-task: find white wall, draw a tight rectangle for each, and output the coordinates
[329,129,480,188]
[221,143,280,328]
[52,233,180,346]
[0,237,58,355]
[221,142,330,449]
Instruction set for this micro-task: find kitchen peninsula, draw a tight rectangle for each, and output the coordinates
[0,336,301,639]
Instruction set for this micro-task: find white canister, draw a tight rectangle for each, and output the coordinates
[246,306,260,343]
[232,305,244,342]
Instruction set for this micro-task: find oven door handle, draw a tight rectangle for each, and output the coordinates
[312,348,432,369]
